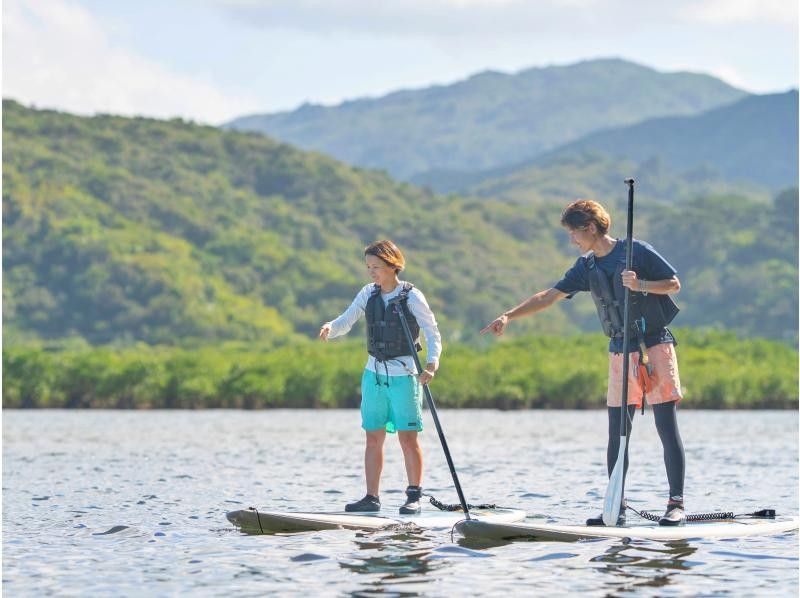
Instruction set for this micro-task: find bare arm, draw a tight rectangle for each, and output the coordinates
[480,287,568,336]
[621,272,681,295]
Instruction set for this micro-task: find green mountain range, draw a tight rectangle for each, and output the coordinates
[3,100,797,349]
[227,58,747,180]
[534,91,798,189]
[414,91,798,196]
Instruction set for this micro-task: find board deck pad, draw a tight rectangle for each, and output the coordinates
[455,517,800,543]
[227,507,526,534]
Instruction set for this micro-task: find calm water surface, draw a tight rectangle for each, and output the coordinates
[3,409,798,596]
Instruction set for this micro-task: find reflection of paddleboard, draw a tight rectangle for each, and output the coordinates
[455,517,800,543]
[227,507,526,534]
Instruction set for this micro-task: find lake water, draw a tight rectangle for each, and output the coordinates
[3,409,798,596]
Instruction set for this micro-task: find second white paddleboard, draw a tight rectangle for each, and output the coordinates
[455,516,800,542]
[227,506,526,534]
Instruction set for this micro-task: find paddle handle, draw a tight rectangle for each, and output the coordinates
[393,300,472,519]
[604,178,636,526]
[620,178,635,438]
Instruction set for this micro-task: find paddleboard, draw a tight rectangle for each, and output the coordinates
[455,516,800,543]
[227,506,526,534]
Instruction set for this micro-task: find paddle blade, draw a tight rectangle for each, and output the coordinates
[603,437,627,526]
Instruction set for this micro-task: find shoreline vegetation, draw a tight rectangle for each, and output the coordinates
[3,330,796,409]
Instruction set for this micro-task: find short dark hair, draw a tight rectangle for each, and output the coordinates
[364,240,405,272]
[560,199,611,235]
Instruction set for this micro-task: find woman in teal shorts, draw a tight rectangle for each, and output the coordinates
[319,240,442,514]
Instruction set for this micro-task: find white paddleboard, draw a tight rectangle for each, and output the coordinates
[455,516,800,543]
[227,506,526,534]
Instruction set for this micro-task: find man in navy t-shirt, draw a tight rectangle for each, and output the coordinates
[556,238,678,353]
[482,199,686,527]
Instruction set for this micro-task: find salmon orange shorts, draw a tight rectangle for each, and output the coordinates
[607,342,683,408]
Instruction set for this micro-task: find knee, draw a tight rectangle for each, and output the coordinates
[365,432,385,449]
[653,403,679,430]
[398,433,420,452]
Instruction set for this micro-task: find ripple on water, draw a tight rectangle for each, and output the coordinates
[2,410,797,596]
[526,551,580,562]
[710,549,800,561]
[290,553,329,562]
[92,525,133,535]
[427,545,493,558]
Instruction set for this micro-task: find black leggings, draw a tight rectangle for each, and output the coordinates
[607,402,685,502]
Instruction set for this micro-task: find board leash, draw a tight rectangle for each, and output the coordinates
[627,505,777,523]
[427,494,498,512]
[249,507,266,534]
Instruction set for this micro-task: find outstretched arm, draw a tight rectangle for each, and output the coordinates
[480,287,567,336]
[318,285,370,341]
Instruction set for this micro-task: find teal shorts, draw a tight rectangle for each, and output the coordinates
[360,370,424,433]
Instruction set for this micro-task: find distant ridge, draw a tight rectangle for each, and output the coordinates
[227,58,747,180]
[425,90,798,196]
[533,90,799,189]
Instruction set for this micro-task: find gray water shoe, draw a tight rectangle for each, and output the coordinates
[399,486,422,515]
[345,494,381,512]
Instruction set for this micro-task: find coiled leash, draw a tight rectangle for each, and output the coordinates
[425,494,512,542]
[627,505,776,523]
[427,494,498,512]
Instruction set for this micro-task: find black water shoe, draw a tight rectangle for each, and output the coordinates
[399,486,422,515]
[345,494,381,512]
[586,511,626,527]
[586,501,626,526]
[659,502,686,526]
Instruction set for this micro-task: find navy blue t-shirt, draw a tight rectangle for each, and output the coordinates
[554,239,678,353]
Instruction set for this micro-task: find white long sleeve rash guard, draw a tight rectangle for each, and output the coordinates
[325,282,442,377]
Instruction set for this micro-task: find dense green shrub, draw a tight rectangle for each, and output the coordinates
[3,331,796,409]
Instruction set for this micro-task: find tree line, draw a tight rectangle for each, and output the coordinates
[4,330,796,409]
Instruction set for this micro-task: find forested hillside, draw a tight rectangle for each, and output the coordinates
[413,91,797,195]
[228,59,746,180]
[3,101,797,348]
[2,100,571,345]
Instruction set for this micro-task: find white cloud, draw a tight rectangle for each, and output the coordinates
[216,0,797,37]
[216,0,607,37]
[2,0,262,123]
[2,0,795,120]
[211,0,797,95]
[679,0,797,26]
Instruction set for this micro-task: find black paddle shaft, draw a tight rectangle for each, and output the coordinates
[391,298,472,519]
[619,178,635,438]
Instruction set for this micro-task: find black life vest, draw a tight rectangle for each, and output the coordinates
[365,283,421,361]
[586,251,679,339]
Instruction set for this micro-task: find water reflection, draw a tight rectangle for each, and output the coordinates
[340,528,441,589]
[592,540,699,591]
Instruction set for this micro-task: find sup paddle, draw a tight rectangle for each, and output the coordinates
[392,295,472,520]
[603,178,636,526]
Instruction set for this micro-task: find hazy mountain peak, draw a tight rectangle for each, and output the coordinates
[227,58,747,180]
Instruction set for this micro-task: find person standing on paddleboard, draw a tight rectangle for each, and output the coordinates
[481,199,687,527]
[319,240,442,514]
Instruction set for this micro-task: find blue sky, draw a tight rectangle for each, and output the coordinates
[3,0,798,124]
